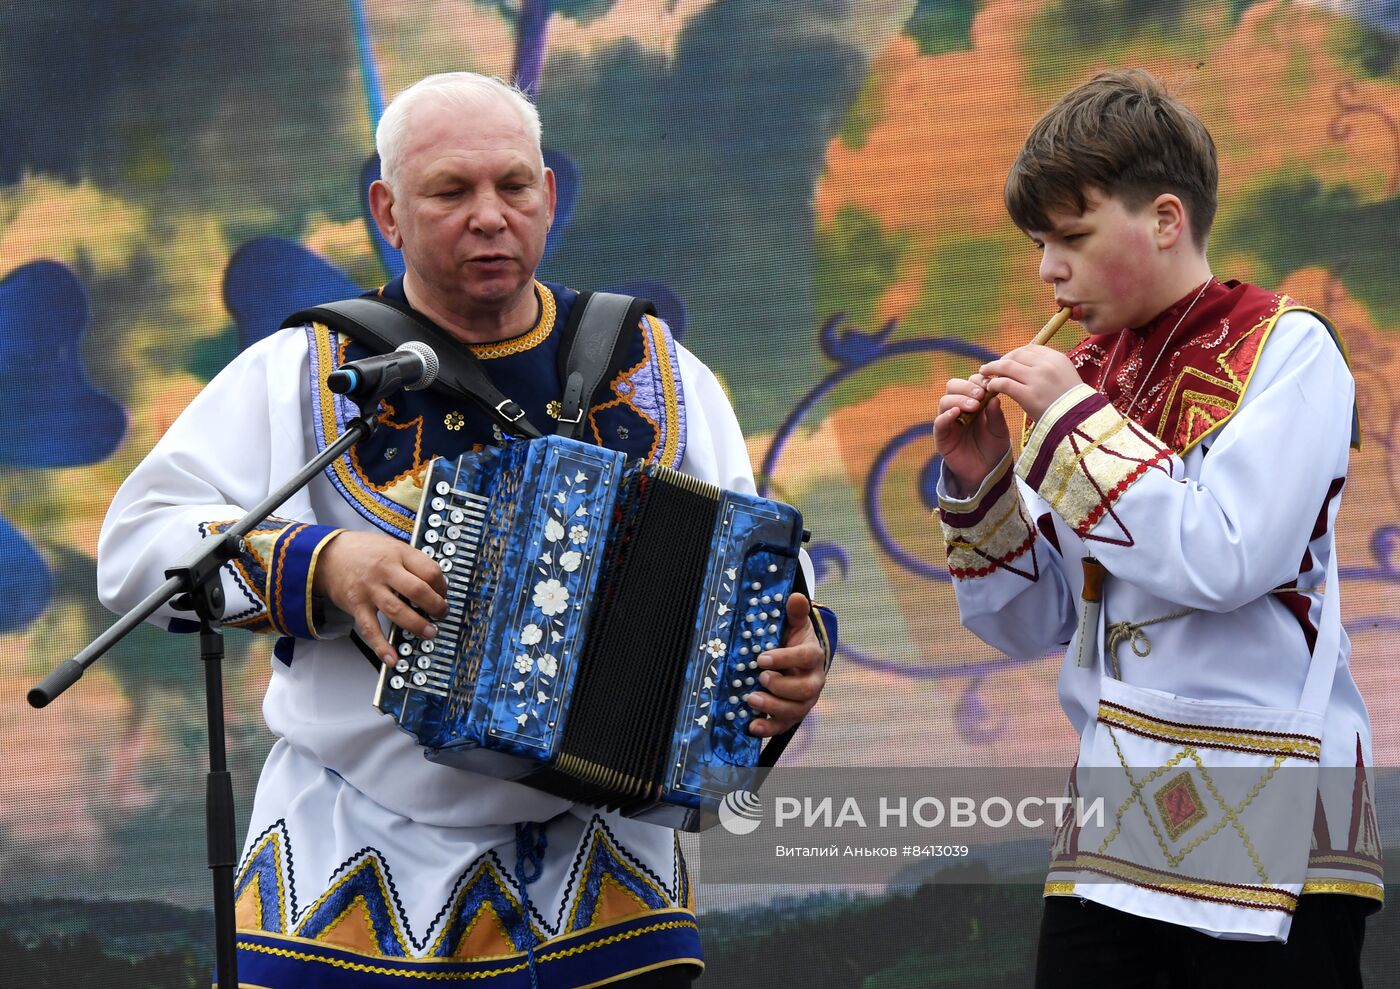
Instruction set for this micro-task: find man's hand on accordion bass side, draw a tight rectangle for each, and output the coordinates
[311,530,449,665]
[746,592,826,738]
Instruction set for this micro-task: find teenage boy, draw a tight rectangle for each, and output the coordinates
[934,69,1379,987]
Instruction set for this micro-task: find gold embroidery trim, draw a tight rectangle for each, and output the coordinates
[945,489,1031,556]
[239,917,700,976]
[1173,301,1320,457]
[565,831,671,932]
[1019,384,1096,475]
[1097,704,1321,760]
[425,861,533,957]
[468,282,557,360]
[313,323,415,532]
[292,854,414,956]
[305,528,344,639]
[267,523,307,637]
[1300,880,1384,901]
[1060,852,1299,911]
[644,314,682,466]
[236,830,289,931]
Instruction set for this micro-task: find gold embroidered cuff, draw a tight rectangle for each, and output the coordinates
[1017,384,1173,537]
[938,453,1037,580]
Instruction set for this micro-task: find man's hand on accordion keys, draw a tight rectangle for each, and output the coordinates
[312,530,449,665]
[745,591,826,738]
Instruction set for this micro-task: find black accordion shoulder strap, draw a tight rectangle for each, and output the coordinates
[553,291,656,440]
[281,297,544,439]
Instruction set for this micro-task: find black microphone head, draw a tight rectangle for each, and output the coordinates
[397,341,440,391]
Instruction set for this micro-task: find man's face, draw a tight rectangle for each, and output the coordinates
[373,97,555,326]
[1028,189,1162,336]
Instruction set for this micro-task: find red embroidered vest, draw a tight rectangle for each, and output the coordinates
[1066,280,1349,455]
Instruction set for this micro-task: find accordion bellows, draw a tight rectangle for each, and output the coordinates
[373,435,803,830]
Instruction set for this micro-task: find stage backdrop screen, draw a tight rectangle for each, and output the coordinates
[1,1,1397,985]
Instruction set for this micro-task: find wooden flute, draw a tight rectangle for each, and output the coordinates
[955,306,1073,427]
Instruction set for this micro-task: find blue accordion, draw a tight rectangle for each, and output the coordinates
[373,435,803,830]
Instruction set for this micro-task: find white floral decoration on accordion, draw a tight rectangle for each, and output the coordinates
[511,461,598,732]
[532,578,569,616]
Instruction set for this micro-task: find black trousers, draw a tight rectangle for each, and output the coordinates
[1036,895,1371,989]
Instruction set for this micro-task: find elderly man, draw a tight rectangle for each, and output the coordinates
[98,72,830,988]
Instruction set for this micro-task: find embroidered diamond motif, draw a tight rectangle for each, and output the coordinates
[1154,771,1208,842]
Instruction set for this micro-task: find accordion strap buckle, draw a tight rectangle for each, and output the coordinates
[495,399,527,422]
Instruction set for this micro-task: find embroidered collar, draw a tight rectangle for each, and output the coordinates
[1069,280,1315,454]
[374,278,559,360]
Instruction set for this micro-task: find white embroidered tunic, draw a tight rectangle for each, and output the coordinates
[938,298,1382,933]
[95,287,751,982]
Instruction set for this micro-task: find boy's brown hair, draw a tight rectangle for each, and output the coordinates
[1005,68,1218,249]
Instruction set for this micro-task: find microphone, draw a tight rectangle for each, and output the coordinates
[327,341,440,404]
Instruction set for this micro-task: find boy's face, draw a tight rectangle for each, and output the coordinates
[1028,188,1164,335]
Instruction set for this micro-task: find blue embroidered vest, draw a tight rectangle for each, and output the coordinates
[302,278,688,537]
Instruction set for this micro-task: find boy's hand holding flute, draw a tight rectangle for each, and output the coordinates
[934,307,1077,494]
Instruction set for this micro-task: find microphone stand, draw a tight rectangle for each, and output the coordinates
[28,385,394,989]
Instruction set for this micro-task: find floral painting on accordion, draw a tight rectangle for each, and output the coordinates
[0,0,1397,984]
